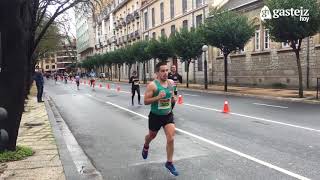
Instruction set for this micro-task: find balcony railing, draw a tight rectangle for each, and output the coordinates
[134,11,139,19]
[135,30,140,38]
[123,35,127,43]
[130,32,135,40]
[127,34,131,42]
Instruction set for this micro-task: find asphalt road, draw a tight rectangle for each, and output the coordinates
[44,79,320,180]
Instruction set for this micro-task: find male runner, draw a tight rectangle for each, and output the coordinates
[142,62,179,176]
[89,70,96,90]
[75,74,80,90]
[168,65,182,109]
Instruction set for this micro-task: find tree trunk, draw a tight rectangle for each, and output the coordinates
[118,66,121,82]
[143,62,146,84]
[110,67,113,81]
[0,0,32,150]
[128,64,132,80]
[193,60,196,84]
[186,60,190,88]
[137,62,140,78]
[224,53,228,92]
[294,50,304,98]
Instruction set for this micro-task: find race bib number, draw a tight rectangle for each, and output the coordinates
[158,98,171,109]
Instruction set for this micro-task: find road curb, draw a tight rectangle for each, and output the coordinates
[45,95,103,180]
[97,80,320,104]
[177,87,320,105]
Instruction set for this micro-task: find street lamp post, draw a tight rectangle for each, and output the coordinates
[202,45,208,89]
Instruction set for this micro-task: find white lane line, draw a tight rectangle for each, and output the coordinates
[85,91,318,133]
[104,101,310,180]
[183,93,199,97]
[185,103,320,133]
[253,103,288,109]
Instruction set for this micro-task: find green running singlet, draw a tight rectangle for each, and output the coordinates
[151,80,173,115]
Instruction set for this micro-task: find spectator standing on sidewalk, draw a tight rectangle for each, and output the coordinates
[33,66,44,103]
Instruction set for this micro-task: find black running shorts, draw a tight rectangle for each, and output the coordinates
[148,112,174,132]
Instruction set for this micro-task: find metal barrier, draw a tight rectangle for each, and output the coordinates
[0,107,9,151]
[317,78,320,100]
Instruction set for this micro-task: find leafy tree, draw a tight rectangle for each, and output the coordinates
[146,36,174,62]
[35,20,61,60]
[264,0,320,97]
[202,10,254,91]
[132,40,151,83]
[170,27,205,88]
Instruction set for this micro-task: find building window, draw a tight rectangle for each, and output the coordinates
[182,0,188,13]
[196,0,203,8]
[160,2,164,23]
[282,41,290,48]
[171,25,175,35]
[197,56,203,71]
[264,29,270,49]
[161,28,165,37]
[170,0,175,19]
[282,40,299,48]
[218,49,223,56]
[182,20,188,29]
[152,32,156,39]
[45,65,49,69]
[144,11,148,30]
[196,14,202,27]
[151,8,155,27]
[52,65,55,69]
[255,29,260,50]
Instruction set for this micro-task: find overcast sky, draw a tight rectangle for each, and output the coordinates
[48,5,77,38]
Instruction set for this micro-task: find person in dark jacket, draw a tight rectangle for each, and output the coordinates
[129,71,142,106]
[33,66,44,102]
[168,65,182,109]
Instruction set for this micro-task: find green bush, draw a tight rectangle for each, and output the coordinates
[0,146,34,163]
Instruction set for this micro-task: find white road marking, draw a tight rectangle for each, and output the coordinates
[84,88,318,133]
[184,103,320,133]
[253,103,288,109]
[183,93,199,97]
[104,101,310,180]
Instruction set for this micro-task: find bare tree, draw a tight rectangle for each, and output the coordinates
[0,0,102,151]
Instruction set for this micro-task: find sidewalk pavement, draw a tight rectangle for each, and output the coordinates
[0,97,65,180]
[86,78,320,104]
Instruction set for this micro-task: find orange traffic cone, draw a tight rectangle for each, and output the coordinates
[107,83,110,89]
[177,95,183,104]
[223,100,230,113]
[117,85,121,92]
